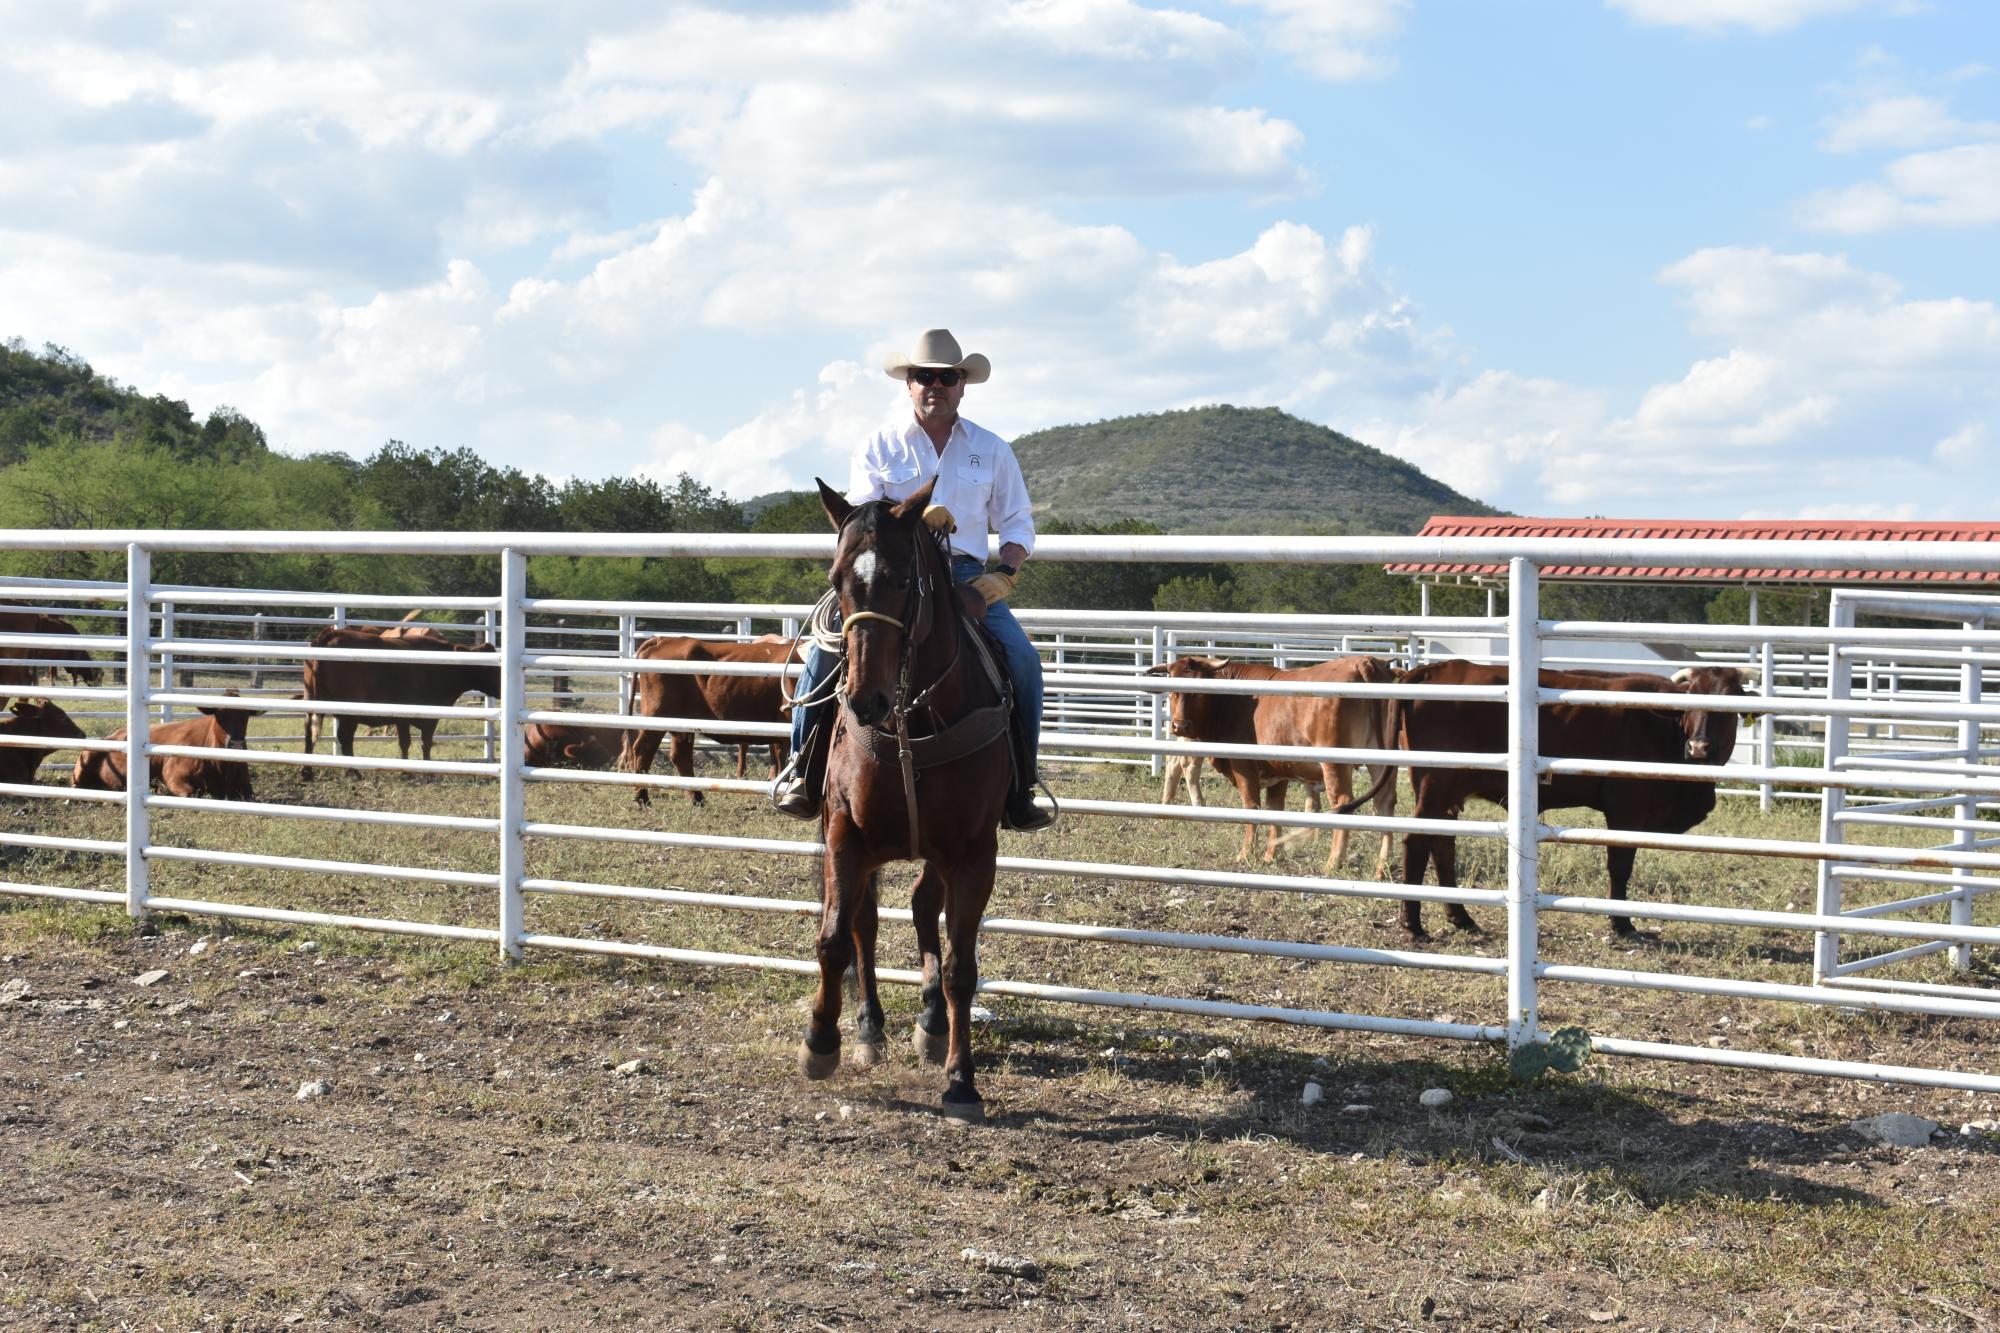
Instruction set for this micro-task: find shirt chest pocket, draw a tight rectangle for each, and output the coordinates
[952,462,992,515]
[882,459,922,486]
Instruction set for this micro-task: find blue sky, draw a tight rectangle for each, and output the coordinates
[2,0,1995,520]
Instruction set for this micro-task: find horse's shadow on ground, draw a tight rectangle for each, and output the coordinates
[877,1015,1975,1211]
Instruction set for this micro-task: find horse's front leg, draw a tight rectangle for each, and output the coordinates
[799,823,868,1080]
[910,862,948,1065]
[938,843,997,1122]
[849,870,887,1067]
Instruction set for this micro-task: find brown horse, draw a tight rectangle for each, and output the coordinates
[798,477,1012,1124]
[0,612,102,710]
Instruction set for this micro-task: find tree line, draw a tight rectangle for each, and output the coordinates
[1,338,1779,626]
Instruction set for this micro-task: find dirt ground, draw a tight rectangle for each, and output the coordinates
[3,913,1999,1333]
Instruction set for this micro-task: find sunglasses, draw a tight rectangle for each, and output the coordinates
[908,368,963,388]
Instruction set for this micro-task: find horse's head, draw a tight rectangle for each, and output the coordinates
[818,476,939,730]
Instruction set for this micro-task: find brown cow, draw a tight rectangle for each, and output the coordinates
[1145,655,1397,878]
[72,696,265,799]
[616,636,795,806]
[0,612,101,709]
[301,625,499,777]
[523,721,623,770]
[1343,660,1754,940]
[0,698,86,785]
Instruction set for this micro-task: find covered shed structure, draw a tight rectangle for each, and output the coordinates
[1388,517,2000,617]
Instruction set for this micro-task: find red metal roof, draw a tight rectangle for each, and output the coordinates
[1388,517,2000,585]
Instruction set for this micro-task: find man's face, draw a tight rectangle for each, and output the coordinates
[907,368,966,425]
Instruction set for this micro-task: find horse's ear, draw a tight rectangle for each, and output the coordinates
[891,478,937,523]
[816,479,853,531]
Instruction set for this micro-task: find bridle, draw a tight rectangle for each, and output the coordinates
[786,505,967,856]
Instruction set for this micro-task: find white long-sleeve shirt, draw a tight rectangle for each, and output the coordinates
[844,414,1035,562]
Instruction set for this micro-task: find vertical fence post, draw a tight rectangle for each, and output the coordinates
[157,602,176,723]
[1417,581,1432,669]
[481,607,499,762]
[1953,617,1980,971]
[124,545,152,930]
[1505,557,1541,1053]
[1750,587,1774,811]
[1148,625,1164,779]
[737,614,753,642]
[618,613,636,719]
[251,612,266,692]
[498,551,526,962]
[1813,600,1856,986]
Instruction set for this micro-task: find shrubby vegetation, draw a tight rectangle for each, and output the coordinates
[0,339,1745,622]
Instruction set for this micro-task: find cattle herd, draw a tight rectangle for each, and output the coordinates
[0,607,1757,945]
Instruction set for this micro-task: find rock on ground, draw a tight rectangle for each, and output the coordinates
[1848,1112,1938,1148]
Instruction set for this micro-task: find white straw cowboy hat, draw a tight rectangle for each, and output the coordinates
[883,328,991,384]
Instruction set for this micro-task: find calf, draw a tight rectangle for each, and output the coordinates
[1145,655,1397,878]
[1344,661,1753,940]
[72,698,265,799]
[0,698,86,785]
[617,636,795,806]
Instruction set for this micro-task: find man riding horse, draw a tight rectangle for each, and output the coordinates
[774,328,1055,832]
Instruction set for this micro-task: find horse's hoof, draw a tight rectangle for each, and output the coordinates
[797,1041,840,1081]
[851,1040,887,1069]
[940,1092,986,1125]
[912,1024,948,1066]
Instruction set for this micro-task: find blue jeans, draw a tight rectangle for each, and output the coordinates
[790,554,1043,774]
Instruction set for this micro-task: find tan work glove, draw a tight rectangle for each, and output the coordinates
[923,504,956,533]
[969,567,1018,605]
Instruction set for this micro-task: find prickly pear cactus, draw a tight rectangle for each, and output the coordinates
[1547,1025,1592,1074]
[1508,1026,1593,1083]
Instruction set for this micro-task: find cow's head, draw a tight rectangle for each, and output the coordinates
[456,641,503,698]
[1668,666,1756,764]
[1141,655,1230,737]
[526,724,620,770]
[198,689,267,747]
[7,697,83,740]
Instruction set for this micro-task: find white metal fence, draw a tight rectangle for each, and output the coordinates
[3,529,1999,1094]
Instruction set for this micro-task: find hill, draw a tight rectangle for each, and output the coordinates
[1008,404,1495,533]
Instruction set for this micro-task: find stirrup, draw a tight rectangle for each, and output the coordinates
[1003,778,1057,832]
[772,772,820,821]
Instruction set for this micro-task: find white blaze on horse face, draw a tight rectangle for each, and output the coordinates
[850,549,880,594]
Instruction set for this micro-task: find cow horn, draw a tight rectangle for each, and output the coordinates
[1738,668,1761,691]
[1669,667,1694,684]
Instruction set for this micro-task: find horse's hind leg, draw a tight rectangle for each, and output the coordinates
[850,871,887,1067]
[800,828,867,1080]
[938,844,998,1123]
[910,863,948,1065]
